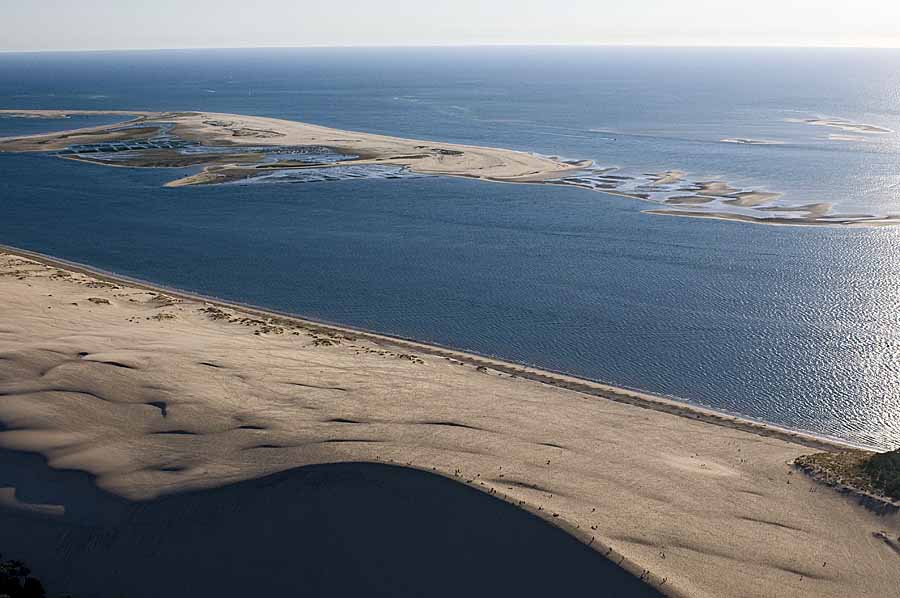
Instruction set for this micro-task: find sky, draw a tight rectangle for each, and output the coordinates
[3,0,900,51]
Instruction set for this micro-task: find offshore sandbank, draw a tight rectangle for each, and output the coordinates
[0,246,897,598]
[1,109,897,227]
[0,109,590,185]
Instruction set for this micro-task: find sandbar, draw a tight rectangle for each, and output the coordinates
[0,109,589,186]
[644,209,900,227]
[786,117,893,135]
[648,170,687,185]
[720,138,784,145]
[1,109,896,228]
[723,191,783,207]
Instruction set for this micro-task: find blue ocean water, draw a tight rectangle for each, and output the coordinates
[1,48,898,449]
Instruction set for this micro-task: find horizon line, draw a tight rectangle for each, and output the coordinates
[2,41,900,54]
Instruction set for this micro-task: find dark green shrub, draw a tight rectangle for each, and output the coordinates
[0,555,46,598]
[864,449,900,500]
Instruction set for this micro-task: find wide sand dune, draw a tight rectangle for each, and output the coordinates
[0,249,897,598]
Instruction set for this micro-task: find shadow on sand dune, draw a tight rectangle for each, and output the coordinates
[0,447,661,597]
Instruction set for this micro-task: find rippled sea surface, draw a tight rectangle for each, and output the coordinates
[1,48,898,449]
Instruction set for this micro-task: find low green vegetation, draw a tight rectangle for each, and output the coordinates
[865,449,900,499]
[795,449,900,502]
[0,556,45,598]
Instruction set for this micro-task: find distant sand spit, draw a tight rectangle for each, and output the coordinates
[1,109,897,227]
[0,109,157,120]
[645,209,900,227]
[0,247,898,598]
[786,117,894,135]
[720,138,785,145]
[0,109,588,185]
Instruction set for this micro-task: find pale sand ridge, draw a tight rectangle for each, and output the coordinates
[0,247,897,598]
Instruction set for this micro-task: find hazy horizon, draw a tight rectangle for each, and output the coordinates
[5,43,900,55]
[4,0,900,52]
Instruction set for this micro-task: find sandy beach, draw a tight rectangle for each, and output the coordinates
[0,246,897,597]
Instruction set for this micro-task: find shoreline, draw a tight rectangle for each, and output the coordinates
[1,243,898,598]
[0,242,862,453]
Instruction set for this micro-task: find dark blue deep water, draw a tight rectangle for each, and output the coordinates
[1,48,898,449]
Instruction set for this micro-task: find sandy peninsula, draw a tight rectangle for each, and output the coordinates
[0,246,897,598]
[3,109,899,227]
[0,109,590,186]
